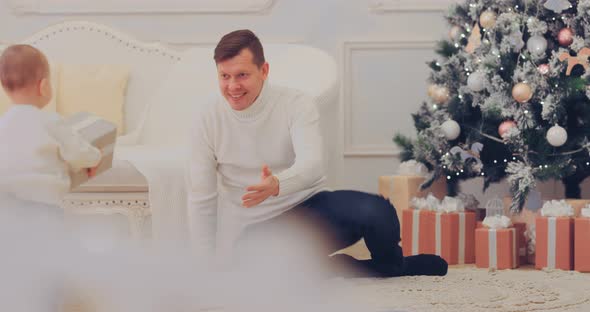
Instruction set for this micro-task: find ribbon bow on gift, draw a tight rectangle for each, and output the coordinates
[482,215,513,229]
[398,160,428,176]
[540,200,574,217]
[410,193,440,211]
[438,196,465,213]
[457,193,479,211]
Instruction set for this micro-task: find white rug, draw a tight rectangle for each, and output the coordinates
[341,267,590,312]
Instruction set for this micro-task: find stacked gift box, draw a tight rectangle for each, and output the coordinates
[575,207,590,272]
[382,161,590,272]
[475,198,519,270]
[378,161,446,233]
[503,191,590,265]
[402,195,476,265]
[535,200,575,271]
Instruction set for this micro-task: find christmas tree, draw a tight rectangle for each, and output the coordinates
[395,0,590,212]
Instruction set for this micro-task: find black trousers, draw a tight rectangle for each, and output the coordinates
[239,190,448,278]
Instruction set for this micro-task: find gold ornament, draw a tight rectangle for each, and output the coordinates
[427,84,438,97]
[449,26,462,41]
[431,85,450,104]
[465,24,482,54]
[512,83,533,103]
[558,47,590,76]
[479,11,497,29]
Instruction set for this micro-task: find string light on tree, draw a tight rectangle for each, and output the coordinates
[441,119,461,140]
[546,124,568,147]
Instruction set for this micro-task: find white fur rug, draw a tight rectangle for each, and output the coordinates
[333,240,590,312]
[338,267,590,312]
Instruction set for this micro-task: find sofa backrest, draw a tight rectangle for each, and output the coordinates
[22,21,180,134]
[10,21,339,150]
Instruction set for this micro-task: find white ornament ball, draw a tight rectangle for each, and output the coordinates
[449,26,462,41]
[526,35,548,57]
[546,125,567,147]
[479,11,497,29]
[467,71,485,92]
[441,120,461,140]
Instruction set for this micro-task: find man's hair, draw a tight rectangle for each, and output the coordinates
[0,44,49,93]
[214,29,265,67]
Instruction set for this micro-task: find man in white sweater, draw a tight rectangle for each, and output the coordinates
[187,30,448,277]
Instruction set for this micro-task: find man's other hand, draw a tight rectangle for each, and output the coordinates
[242,164,279,208]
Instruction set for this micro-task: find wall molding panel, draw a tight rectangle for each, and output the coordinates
[8,0,276,14]
[342,40,436,157]
[368,0,458,12]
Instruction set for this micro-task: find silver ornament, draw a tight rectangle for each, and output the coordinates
[543,0,572,13]
[546,125,567,147]
[527,35,548,56]
[467,71,485,92]
[441,120,461,140]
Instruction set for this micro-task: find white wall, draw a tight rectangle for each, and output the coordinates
[1,0,517,198]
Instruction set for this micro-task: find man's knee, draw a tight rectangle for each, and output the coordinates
[362,193,399,224]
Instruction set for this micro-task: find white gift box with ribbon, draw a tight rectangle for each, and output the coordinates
[65,112,117,189]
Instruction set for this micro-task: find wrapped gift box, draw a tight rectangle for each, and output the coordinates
[475,227,518,270]
[402,209,475,265]
[503,198,588,265]
[513,222,527,265]
[535,216,574,270]
[402,209,435,255]
[575,217,590,272]
[65,112,117,189]
[379,175,446,231]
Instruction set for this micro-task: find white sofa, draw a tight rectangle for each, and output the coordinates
[15,21,339,241]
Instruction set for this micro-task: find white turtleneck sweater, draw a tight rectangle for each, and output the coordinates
[0,105,101,206]
[187,83,327,256]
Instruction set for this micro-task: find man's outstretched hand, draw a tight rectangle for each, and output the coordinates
[242,165,279,208]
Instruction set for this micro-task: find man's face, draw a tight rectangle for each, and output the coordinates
[217,48,269,111]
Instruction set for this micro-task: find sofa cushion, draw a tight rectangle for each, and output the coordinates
[70,159,147,193]
[57,64,129,135]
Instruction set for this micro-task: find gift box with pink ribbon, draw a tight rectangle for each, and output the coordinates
[575,206,590,272]
[402,195,475,265]
[535,200,574,271]
[475,198,519,270]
